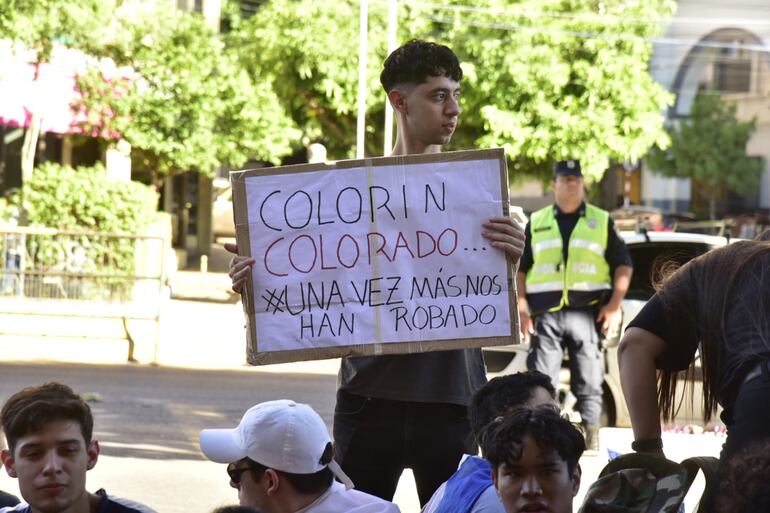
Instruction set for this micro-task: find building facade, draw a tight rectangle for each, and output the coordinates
[645,0,770,216]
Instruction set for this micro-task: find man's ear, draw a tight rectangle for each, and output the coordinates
[86,440,100,471]
[1,449,16,478]
[264,469,280,495]
[387,89,408,115]
[490,467,499,491]
[571,462,582,496]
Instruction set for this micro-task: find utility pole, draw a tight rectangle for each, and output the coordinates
[383,0,398,156]
[356,0,368,159]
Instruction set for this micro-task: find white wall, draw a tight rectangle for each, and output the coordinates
[645,0,770,211]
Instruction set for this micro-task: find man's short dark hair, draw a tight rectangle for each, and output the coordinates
[481,405,585,474]
[247,458,333,495]
[1,382,94,453]
[212,507,267,513]
[380,39,463,92]
[469,371,556,439]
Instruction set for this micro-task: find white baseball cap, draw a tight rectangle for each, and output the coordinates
[199,399,353,488]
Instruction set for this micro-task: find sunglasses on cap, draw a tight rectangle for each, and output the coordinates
[227,461,267,484]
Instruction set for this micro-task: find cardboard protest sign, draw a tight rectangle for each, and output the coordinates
[232,148,519,365]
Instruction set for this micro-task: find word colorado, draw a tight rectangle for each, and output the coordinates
[263,228,458,276]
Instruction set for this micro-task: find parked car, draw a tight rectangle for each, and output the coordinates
[483,230,736,428]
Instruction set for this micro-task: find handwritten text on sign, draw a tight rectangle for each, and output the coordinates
[245,158,510,352]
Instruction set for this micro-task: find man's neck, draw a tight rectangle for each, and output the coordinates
[271,487,329,513]
[32,491,99,513]
[390,135,442,156]
[555,200,582,215]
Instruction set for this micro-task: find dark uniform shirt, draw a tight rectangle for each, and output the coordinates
[519,202,632,291]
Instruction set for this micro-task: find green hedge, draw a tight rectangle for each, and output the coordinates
[24,162,158,233]
[2,163,159,300]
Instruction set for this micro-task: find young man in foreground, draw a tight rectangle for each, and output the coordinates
[0,382,155,513]
[228,40,525,503]
[199,399,399,513]
[482,406,585,513]
[422,371,558,513]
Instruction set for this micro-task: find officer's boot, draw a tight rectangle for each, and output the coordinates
[584,423,600,453]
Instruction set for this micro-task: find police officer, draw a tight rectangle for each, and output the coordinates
[517,159,632,451]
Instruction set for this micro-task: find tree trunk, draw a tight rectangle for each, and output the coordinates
[20,112,43,184]
[709,190,717,220]
[21,62,43,184]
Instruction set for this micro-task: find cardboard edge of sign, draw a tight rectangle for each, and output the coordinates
[231,148,521,366]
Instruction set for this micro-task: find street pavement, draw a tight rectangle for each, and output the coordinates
[0,264,725,512]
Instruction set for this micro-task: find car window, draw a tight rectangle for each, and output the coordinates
[626,242,713,301]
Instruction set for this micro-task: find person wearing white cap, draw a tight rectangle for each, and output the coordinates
[199,400,400,513]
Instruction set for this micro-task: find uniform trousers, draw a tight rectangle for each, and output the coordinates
[526,308,604,425]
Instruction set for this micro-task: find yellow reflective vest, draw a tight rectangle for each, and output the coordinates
[525,203,612,315]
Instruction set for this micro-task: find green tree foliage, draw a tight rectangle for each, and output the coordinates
[0,0,116,182]
[0,0,113,61]
[232,0,390,159]
[0,0,28,41]
[23,162,159,232]
[234,0,674,181]
[424,0,675,181]
[79,2,299,182]
[647,91,764,219]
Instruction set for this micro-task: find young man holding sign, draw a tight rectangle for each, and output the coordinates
[228,40,525,504]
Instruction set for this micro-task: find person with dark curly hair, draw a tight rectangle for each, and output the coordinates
[481,405,585,513]
[422,371,557,513]
[715,440,770,513]
[619,230,770,460]
[227,39,526,505]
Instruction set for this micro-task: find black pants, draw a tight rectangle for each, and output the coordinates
[333,389,475,505]
[723,361,770,460]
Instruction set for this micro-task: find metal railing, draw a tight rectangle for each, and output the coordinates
[0,225,168,362]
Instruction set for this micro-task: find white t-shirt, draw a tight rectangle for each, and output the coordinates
[296,481,401,513]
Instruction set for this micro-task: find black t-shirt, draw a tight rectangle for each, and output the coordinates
[626,294,698,371]
[0,490,155,513]
[519,203,633,275]
[94,490,157,513]
[339,348,487,405]
[627,253,770,421]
